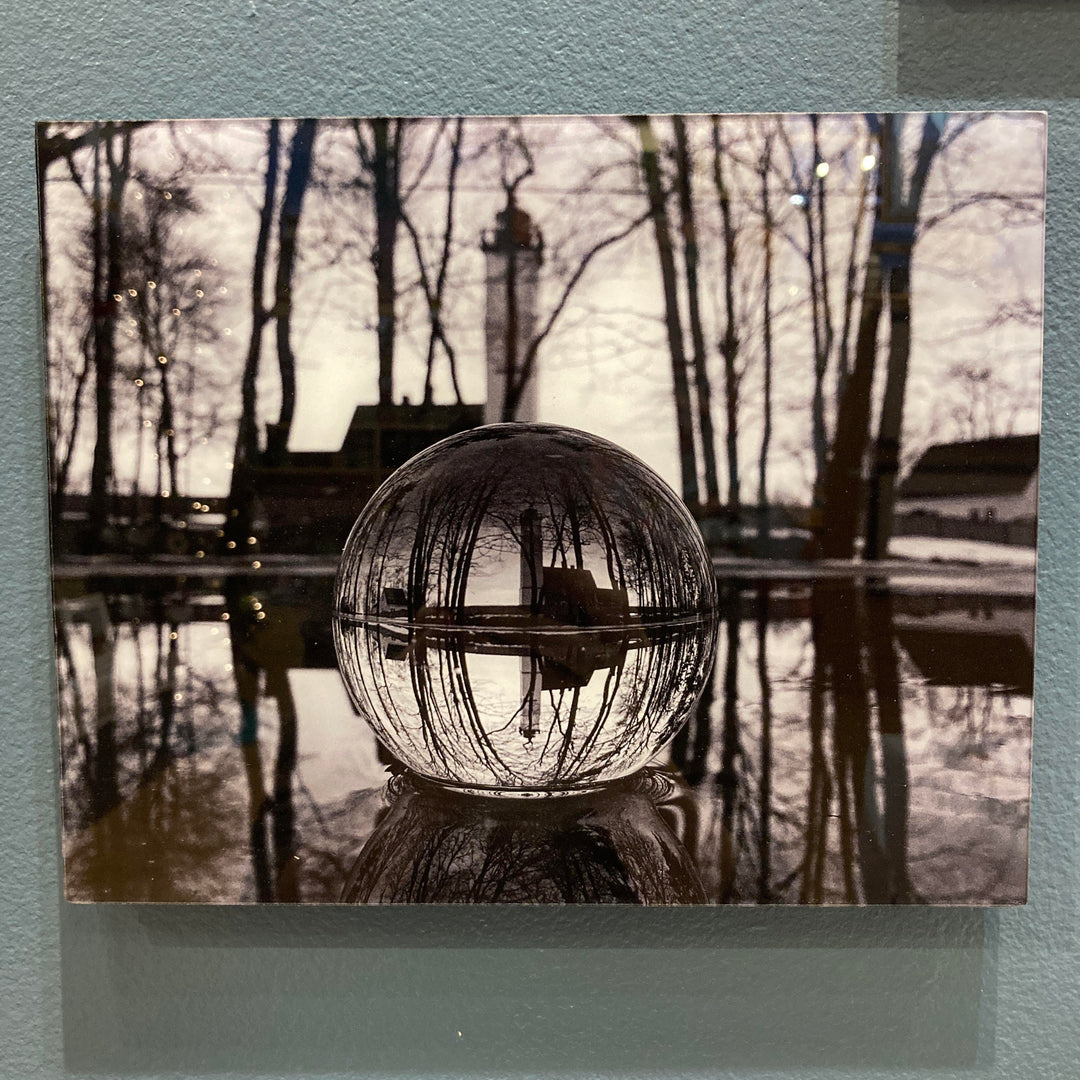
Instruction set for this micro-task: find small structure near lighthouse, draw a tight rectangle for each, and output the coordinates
[482,202,544,424]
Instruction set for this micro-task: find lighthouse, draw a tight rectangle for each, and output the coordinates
[482,201,544,425]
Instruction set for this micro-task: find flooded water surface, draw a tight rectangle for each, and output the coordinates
[54,568,1033,904]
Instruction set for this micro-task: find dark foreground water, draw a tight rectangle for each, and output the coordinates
[53,567,1033,904]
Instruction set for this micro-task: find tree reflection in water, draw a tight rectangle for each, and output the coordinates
[54,574,1034,904]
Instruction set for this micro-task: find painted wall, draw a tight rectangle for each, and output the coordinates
[2,3,1077,1079]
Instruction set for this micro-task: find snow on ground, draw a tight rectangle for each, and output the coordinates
[888,535,1037,568]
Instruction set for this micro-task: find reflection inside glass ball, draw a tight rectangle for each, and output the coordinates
[333,424,718,795]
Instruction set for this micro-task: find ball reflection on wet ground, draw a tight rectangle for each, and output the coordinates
[341,769,707,904]
[333,423,718,795]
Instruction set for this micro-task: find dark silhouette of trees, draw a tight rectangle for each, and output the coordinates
[864,114,946,559]
[351,118,405,406]
[756,124,777,547]
[121,182,223,525]
[270,119,318,453]
[399,118,467,405]
[711,115,743,517]
[633,115,699,507]
[228,119,282,543]
[674,115,721,509]
[86,123,133,549]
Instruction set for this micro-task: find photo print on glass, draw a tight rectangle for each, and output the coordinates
[39,113,1045,904]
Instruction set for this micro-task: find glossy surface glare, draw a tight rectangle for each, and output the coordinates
[333,424,718,794]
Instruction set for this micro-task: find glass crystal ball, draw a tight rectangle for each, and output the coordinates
[333,423,718,796]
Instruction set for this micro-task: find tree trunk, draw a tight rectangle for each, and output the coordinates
[272,119,317,449]
[228,119,281,540]
[757,133,775,549]
[673,115,720,508]
[811,114,835,491]
[818,249,885,558]
[372,118,401,407]
[499,198,520,423]
[864,261,911,559]
[711,116,740,516]
[864,114,944,559]
[634,115,698,508]
[88,123,131,550]
[818,127,886,560]
[421,117,464,405]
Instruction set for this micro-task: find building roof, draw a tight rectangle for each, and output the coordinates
[898,434,1039,500]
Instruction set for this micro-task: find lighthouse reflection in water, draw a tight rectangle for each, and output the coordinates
[332,424,718,900]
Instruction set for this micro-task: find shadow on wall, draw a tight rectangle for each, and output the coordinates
[61,901,988,1074]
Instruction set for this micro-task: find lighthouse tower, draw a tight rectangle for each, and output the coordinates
[482,202,544,425]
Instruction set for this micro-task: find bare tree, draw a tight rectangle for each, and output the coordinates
[86,122,134,549]
[756,125,777,546]
[269,119,318,454]
[120,181,222,520]
[228,119,281,540]
[709,115,748,517]
[495,121,650,424]
[633,115,699,507]
[398,118,467,405]
[864,114,946,559]
[674,115,721,508]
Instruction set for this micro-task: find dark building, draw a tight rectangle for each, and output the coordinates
[254,403,483,551]
[895,433,1039,547]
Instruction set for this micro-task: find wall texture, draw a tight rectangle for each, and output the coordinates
[2,2,1077,1077]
